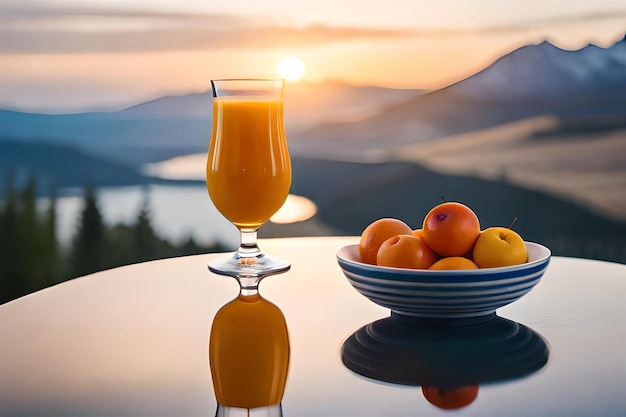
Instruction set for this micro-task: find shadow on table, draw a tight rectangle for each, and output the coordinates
[209,292,290,417]
[341,314,549,410]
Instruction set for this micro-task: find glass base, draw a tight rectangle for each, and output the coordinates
[208,252,290,280]
[215,404,283,417]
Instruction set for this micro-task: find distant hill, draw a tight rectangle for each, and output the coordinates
[119,91,213,119]
[0,139,152,192]
[0,81,421,166]
[291,157,626,264]
[283,80,421,130]
[119,80,420,129]
[0,110,212,166]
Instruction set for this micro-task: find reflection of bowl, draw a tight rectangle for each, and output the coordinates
[336,242,550,320]
[341,314,549,388]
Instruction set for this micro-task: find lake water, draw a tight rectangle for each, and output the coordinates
[40,184,317,249]
[40,184,239,248]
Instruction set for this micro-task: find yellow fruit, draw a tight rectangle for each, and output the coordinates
[472,227,528,268]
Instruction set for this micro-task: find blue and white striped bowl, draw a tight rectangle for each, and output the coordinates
[337,242,551,320]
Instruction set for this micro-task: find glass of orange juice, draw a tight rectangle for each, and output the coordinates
[206,79,291,286]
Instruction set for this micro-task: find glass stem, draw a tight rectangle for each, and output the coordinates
[237,228,262,296]
[238,228,262,259]
[238,274,260,296]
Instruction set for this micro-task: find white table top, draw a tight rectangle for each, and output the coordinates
[1,237,625,416]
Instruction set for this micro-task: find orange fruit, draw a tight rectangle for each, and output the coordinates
[422,385,479,410]
[411,229,424,239]
[422,202,480,257]
[376,235,438,269]
[428,257,479,270]
[359,218,412,265]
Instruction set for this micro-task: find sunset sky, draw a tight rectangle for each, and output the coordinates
[1,0,624,112]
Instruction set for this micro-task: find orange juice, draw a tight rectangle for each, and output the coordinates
[207,97,291,229]
[209,294,290,408]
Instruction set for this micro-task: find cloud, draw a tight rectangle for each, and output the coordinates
[1,6,624,54]
[0,8,414,54]
[527,10,626,26]
[419,10,626,37]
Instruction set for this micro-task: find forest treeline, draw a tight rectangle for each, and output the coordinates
[0,175,229,304]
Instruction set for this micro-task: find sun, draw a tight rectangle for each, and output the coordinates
[277,56,305,82]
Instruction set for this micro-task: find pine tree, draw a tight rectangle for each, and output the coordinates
[69,185,107,278]
[104,223,135,267]
[0,172,22,303]
[133,188,158,262]
[0,174,61,303]
[18,175,43,291]
[43,183,60,284]
[131,187,174,263]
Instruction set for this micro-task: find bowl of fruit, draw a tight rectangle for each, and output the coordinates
[336,202,551,321]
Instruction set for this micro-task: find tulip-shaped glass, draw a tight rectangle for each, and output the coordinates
[206,79,291,284]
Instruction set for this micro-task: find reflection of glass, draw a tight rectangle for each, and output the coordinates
[341,315,549,411]
[209,293,290,417]
[206,79,291,284]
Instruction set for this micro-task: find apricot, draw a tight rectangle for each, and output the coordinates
[422,202,480,257]
[428,257,479,270]
[359,218,413,265]
[422,385,479,410]
[377,235,438,269]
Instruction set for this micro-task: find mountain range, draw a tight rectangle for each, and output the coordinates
[460,39,626,102]
[0,35,625,202]
[299,35,626,154]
